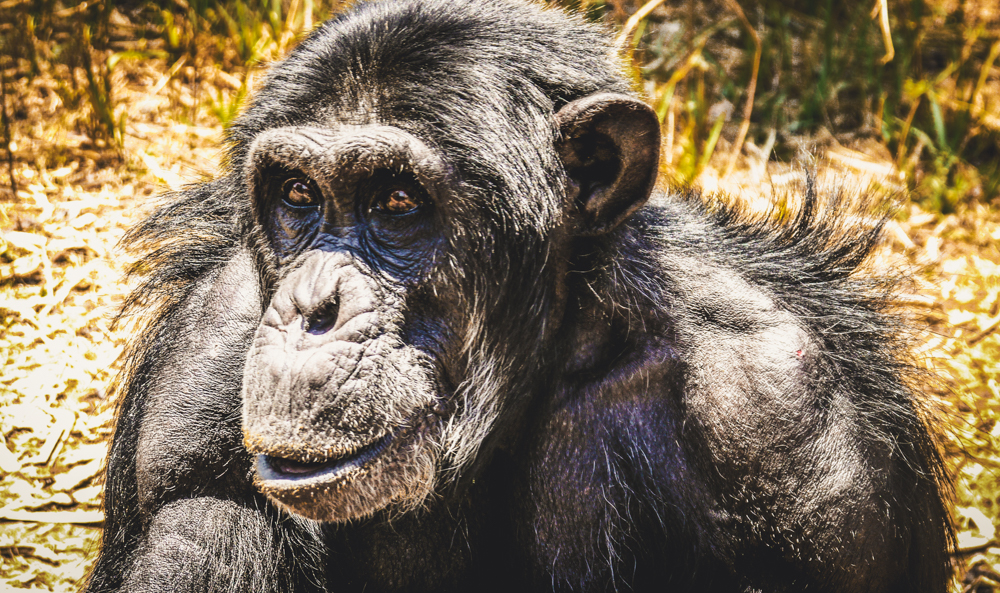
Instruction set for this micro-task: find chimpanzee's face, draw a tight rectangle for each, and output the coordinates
[241,123,466,521]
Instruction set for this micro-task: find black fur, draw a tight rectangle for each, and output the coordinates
[86,1,951,592]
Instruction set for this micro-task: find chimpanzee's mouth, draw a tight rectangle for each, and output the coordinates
[249,406,445,521]
[257,433,393,483]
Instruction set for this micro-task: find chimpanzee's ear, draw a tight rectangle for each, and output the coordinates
[555,93,660,236]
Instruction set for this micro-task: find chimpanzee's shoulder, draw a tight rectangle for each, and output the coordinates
[642,181,892,288]
[118,177,247,323]
[635,183,908,398]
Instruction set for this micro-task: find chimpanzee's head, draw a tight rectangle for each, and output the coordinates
[234,0,660,522]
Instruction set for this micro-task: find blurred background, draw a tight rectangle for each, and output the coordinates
[0,0,998,590]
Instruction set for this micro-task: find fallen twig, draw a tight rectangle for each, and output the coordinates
[0,509,104,524]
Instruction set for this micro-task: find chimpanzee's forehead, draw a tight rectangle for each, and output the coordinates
[227,0,628,165]
[269,1,567,123]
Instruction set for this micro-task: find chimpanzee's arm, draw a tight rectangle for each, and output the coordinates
[657,252,932,591]
[84,249,328,593]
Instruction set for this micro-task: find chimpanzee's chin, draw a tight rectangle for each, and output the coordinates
[255,457,379,521]
[252,431,436,522]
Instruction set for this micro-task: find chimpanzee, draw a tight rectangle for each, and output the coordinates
[85,1,952,591]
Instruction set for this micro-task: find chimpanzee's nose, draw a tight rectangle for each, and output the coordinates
[304,298,339,335]
[261,250,384,344]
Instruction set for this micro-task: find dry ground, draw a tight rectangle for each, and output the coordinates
[1,56,999,592]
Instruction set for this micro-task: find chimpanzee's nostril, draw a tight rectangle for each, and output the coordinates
[304,298,339,335]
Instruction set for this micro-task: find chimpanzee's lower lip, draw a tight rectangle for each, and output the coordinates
[256,433,392,484]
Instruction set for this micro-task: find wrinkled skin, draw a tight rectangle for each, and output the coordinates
[85,1,952,592]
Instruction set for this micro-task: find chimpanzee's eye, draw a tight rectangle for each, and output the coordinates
[364,169,430,219]
[282,178,320,209]
[372,186,425,216]
[269,173,322,257]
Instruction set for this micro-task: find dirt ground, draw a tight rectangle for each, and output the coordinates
[2,56,1000,591]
